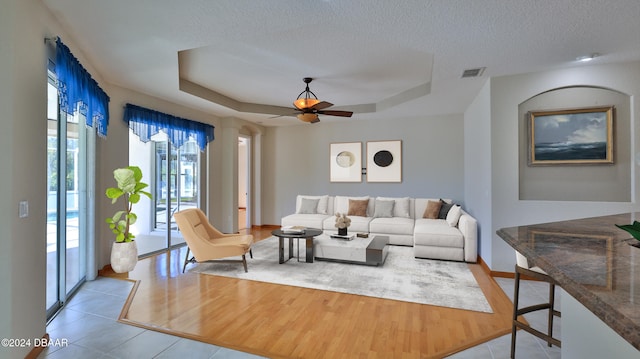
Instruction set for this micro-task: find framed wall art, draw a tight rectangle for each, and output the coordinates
[366,140,402,182]
[330,142,362,182]
[528,106,614,165]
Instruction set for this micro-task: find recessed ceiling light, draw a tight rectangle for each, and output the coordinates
[576,53,600,62]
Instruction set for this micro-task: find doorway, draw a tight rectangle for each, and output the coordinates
[238,136,250,230]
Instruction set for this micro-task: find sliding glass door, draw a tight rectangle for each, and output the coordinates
[46,72,90,320]
[130,132,200,257]
[153,140,198,231]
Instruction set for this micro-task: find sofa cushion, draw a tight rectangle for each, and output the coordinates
[323,215,372,233]
[414,198,447,220]
[377,196,410,218]
[348,199,369,217]
[414,219,464,248]
[282,213,330,230]
[438,199,454,219]
[423,200,442,219]
[296,195,329,215]
[373,199,395,218]
[335,196,372,216]
[446,205,462,227]
[369,217,414,235]
[299,198,320,214]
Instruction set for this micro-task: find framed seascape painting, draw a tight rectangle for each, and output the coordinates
[366,140,402,182]
[330,142,362,182]
[528,106,614,165]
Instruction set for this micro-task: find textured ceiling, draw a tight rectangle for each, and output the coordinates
[43,0,640,126]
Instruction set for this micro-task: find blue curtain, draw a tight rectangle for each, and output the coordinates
[123,103,214,151]
[55,38,110,137]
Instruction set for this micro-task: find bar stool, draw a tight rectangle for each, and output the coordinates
[511,251,561,358]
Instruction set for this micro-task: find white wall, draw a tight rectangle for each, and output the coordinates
[487,62,640,272]
[1,0,68,357]
[261,115,465,225]
[464,79,493,265]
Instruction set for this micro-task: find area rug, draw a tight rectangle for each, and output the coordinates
[189,236,493,313]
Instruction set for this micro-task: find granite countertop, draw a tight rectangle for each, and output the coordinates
[497,212,640,350]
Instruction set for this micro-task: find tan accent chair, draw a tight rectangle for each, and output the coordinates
[174,208,254,273]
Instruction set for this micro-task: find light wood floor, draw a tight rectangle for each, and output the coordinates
[106,227,514,359]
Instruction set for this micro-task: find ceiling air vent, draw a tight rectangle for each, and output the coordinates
[461,67,486,78]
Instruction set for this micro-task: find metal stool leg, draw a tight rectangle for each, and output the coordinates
[511,269,521,358]
[511,265,561,358]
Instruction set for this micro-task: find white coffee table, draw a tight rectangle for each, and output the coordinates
[314,234,388,266]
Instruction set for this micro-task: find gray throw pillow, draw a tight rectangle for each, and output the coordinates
[373,199,395,218]
[438,199,454,219]
[299,198,319,214]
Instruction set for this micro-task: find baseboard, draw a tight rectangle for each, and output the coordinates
[252,224,280,229]
[478,255,542,281]
[98,264,137,281]
[98,264,121,277]
[491,270,516,279]
[24,333,49,359]
[476,255,493,276]
[97,264,112,276]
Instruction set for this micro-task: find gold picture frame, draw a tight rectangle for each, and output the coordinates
[528,106,614,165]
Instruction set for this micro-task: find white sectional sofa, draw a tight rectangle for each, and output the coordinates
[281,195,478,263]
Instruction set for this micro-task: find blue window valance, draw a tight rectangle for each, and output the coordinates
[55,37,110,137]
[123,103,214,151]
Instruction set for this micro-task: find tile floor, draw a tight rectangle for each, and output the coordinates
[40,276,560,358]
[39,277,265,359]
[448,277,562,359]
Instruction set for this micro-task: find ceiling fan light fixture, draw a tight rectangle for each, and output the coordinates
[294,77,320,110]
[286,77,352,123]
[297,113,319,123]
[294,98,320,110]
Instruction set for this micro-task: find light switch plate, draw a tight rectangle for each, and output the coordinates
[19,201,28,218]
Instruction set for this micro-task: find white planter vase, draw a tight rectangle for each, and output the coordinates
[110,241,138,273]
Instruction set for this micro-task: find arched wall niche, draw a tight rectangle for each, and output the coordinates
[518,85,632,202]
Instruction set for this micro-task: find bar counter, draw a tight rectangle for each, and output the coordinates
[497,212,640,352]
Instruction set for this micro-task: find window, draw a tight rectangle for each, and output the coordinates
[130,132,202,256]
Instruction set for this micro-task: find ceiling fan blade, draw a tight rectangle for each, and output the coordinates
[317,110,353,117]
[268,112,298,119]
[310,117,321,124]
[310,101,333,110]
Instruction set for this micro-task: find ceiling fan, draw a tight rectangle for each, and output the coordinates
[282,77,353,123]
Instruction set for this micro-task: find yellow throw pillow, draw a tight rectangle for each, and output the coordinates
[423,200,442,219]
[348,199,369,217]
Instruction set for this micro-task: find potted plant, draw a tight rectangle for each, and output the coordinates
[334,212,351,236]
[105,166,152,273]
